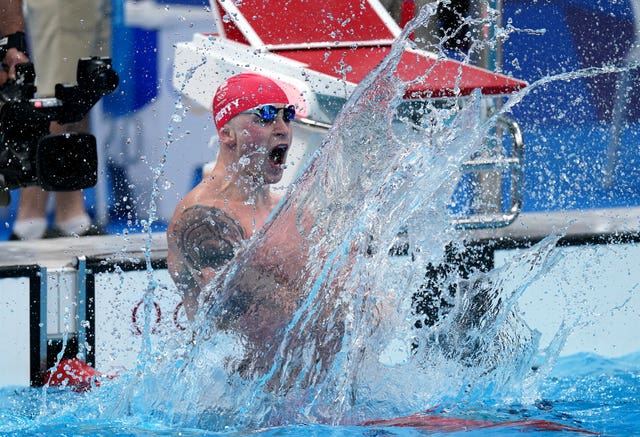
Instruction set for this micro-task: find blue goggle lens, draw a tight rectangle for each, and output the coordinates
[246,104,295,123]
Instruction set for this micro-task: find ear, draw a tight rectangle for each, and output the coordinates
[218,124,236,148]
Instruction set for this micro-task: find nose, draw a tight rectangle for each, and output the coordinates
[272,114,291,136]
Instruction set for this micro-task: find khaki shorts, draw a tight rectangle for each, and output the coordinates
[26,0,111,97]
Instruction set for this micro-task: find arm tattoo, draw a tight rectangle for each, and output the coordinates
[175,205,246,272]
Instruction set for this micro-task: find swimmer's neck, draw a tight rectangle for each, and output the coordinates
[206,170,276,207]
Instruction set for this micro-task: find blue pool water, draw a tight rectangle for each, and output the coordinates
[1,352,638,435]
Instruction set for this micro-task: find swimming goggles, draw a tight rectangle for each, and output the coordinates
[242,104,296,124]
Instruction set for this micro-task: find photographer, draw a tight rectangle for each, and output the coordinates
[0,0,29,84]
[6,0,111,240]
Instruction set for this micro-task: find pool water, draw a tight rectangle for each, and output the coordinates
[1,352,638,435]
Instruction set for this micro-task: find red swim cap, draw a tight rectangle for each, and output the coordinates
[212,72,290,131]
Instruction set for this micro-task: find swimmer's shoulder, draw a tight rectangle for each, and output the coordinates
[178,179,225,209]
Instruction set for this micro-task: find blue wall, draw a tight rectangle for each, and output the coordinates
[501,0,640,212]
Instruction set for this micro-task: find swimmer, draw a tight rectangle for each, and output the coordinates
[169,72,356,389]
[167,71,298,321]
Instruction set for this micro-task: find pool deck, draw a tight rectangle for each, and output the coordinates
[0,232,168,270]
[469,206,640,245]
[0,206,638,269]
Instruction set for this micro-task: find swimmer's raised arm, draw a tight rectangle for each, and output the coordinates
[167,204,246,320]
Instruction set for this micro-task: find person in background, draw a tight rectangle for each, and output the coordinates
[0,0,29,84]
[166,72,296,321]
[9,0,111,240]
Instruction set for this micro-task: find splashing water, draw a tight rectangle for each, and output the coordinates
[123,9,574,431]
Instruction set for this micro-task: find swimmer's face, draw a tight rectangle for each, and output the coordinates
[228,104,293,185]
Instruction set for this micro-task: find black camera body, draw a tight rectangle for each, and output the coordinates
[0,57,119,206]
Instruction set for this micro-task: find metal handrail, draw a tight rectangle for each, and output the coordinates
[453,115,524,230]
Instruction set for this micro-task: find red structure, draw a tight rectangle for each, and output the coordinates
[211,0,525,98]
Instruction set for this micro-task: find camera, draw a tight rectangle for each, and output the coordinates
[0,57,119,206]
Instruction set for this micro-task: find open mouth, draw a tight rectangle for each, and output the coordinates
[269,145,288,166]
